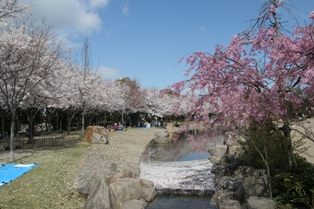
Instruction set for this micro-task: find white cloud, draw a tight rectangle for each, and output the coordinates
[97,66,122,80]
[91,0,110,9]
[21,0,107,34]
[122,4,129,15]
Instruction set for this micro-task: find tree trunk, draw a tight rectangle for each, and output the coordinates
[45,113,48,132]
[81,107,85,136]
[104,112,107,127]
[0,107,4,135]
[45,107,51,131]
[67,109,76,135]
[280,123,297,168]
[9,110,16,161]
[121,109,125,124]
[264,144,272,198]
[67,111,71,135]
[27,108,35,144]
[56,111,59,131]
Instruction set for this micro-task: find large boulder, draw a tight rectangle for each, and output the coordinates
[155,130,169,138]
[210,190,234,206]
[120,199,147,209]
[214,144,228,157]
[85,126,109,144]
[214,176,243,192]
[209,144,228,164]
[236,169,269,204]
[233,166,255,179]
[109,178,143,209]
[218,199,241,209]
[211,163,231,176]
[84,172,113,209]
[80,167,156,209]
[111,164,138,182]
[153,137,169,144]
[140,179,156,201]
[242,196,276,209]
[153,129,170,144]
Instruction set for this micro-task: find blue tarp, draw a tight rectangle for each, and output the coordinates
[0,163,38,187]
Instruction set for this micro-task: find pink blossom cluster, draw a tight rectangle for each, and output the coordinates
[269,5,276,13]
[171,11,314,134]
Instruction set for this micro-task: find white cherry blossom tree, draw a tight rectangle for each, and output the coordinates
[116,78,143,123]
[0,0,28,27]
[97,80,125,124]
[0,18,65,160]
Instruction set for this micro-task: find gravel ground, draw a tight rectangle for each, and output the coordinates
[73,127,164,189]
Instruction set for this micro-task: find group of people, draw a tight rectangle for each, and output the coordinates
[108,115,164,131]
[113,122,125,131]
[136,117,150,128]
[135,116,163,128]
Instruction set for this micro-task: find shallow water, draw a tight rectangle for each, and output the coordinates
[141,135,223,209]
[146,194,217,209]
[141,134,223,163]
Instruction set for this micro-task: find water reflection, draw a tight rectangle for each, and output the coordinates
[142,134,222,209]
[142,134,223,163]
[146,194,217,209]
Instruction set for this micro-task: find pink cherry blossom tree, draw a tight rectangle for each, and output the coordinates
[170,0,314,175]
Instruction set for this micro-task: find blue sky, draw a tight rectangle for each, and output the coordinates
[22,0,314,90]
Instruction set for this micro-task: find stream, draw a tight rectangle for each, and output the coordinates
[140,134,223,209]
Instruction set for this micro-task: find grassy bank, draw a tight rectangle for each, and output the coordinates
[0,135,89,209]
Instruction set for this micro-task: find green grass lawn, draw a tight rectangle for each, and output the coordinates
[0,136,89,209]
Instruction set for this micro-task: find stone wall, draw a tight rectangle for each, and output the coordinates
[208,144,276,209]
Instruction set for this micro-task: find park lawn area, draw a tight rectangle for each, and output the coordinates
[0,135,89,209]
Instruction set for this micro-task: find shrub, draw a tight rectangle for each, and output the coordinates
[238,120,314,208]
[272,155,314,208]
[238,120,292,176]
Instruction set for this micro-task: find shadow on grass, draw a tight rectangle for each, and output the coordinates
[0,134,86,164]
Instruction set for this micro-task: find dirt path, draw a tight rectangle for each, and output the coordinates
[74,127,164,188]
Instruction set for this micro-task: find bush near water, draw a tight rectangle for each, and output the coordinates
[238,120,314,208]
